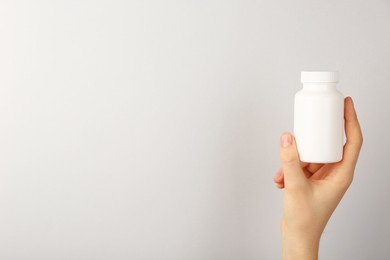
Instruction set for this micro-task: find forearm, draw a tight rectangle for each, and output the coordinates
[282,231,320,260]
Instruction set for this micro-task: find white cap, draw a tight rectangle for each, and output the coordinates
[301,71,339,83]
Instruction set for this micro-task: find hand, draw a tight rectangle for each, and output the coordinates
[274,97,363,260]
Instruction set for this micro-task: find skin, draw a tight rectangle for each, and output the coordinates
[274,97,363,260]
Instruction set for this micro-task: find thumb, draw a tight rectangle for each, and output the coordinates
[279,132,307,189]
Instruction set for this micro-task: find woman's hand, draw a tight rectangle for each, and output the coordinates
[274,97,363,260]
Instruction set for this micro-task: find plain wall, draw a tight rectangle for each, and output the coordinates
[0,0,389,259]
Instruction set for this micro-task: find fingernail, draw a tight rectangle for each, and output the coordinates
[347,96,355,107]
[281,134,292,148]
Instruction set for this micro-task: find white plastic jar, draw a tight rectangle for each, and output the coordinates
[294,71,344,163]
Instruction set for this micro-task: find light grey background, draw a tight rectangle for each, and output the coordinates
[0,0,389,259]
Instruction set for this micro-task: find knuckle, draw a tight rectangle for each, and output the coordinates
[338,175,354,189]
[280,152,298,165]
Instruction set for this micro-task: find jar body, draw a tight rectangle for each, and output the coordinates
[294,85,344,163]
